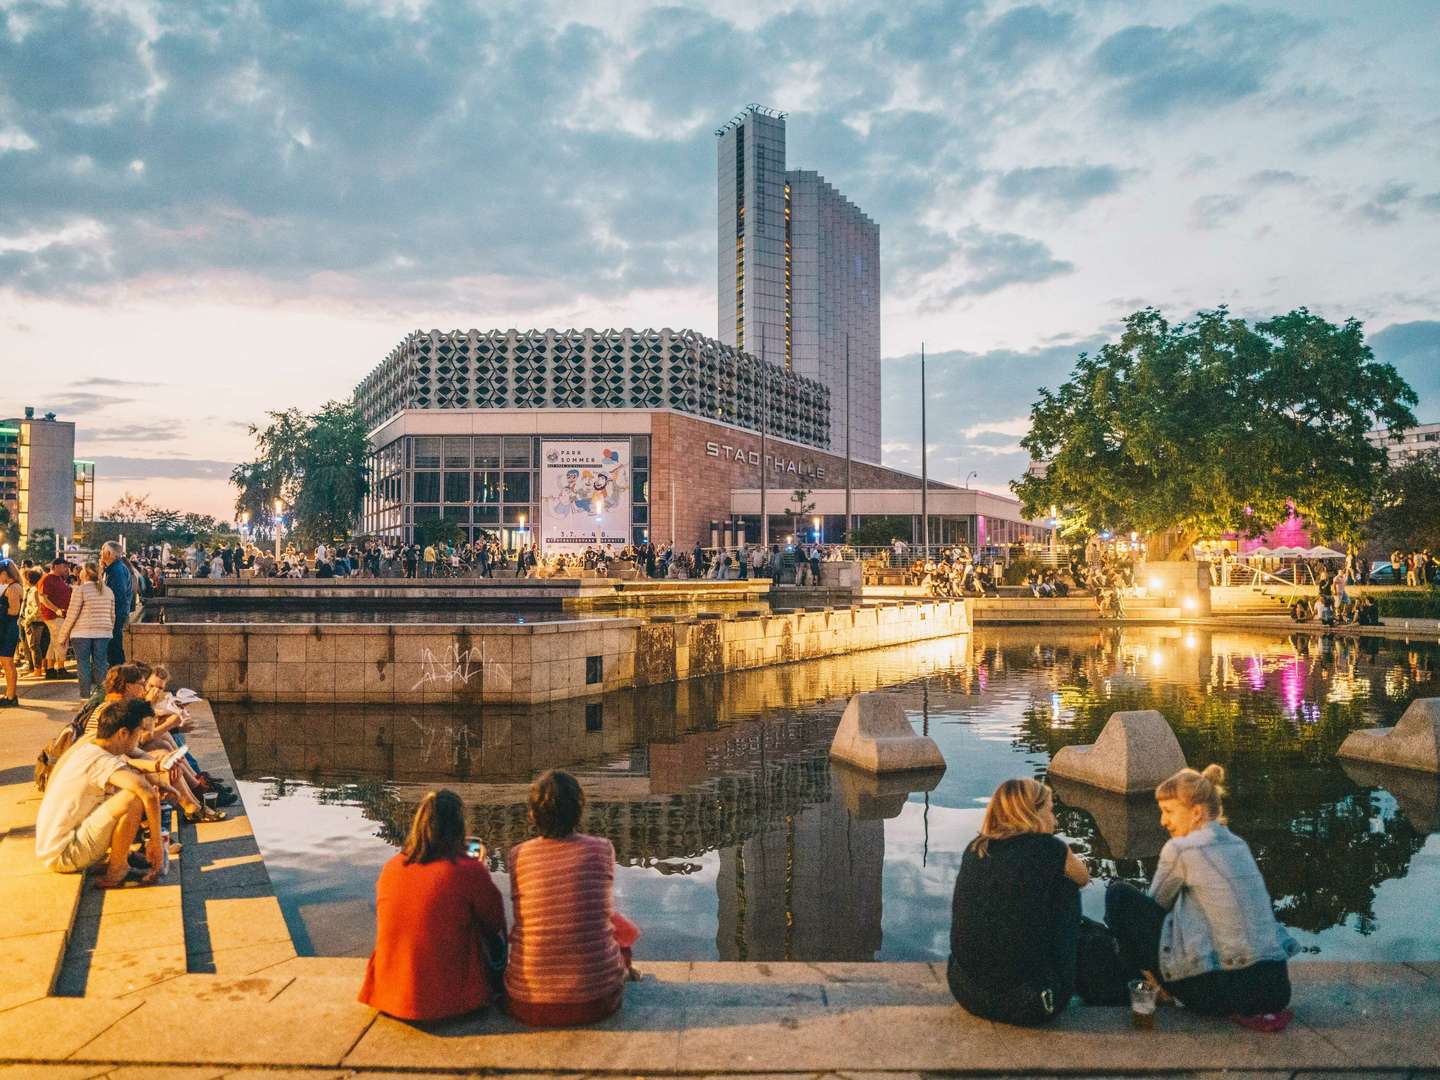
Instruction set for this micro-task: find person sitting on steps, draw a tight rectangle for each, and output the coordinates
[1104,765,1297,1024]
[947,778,1090,1026]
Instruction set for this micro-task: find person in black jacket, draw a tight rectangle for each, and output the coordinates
[948,778,1090,1026]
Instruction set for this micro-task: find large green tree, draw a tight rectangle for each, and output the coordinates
[1368,454,1440,553]
[231,401,370,544]
[1013,307,1417,558]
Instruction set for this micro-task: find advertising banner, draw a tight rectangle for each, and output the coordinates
[539,440,631,551]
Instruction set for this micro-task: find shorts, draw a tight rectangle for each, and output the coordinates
[50,800,121,873]
[0,619,17,658]
[44,621,68,662]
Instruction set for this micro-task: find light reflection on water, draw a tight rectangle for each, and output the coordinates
[221,626,1440,963]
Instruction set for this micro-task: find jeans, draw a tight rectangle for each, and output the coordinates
[73,637,110,698]
[1104,881,1291,1016]
[948,881,1081,1026]
[106,625,126,666]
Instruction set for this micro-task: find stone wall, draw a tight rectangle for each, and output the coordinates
[127,600,968,706]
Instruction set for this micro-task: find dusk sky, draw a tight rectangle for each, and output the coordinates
[4,0,1439,521]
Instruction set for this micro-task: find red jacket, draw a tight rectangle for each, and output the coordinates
[358,853,506,1021]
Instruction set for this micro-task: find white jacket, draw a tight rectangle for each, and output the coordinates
[59,582,116,641]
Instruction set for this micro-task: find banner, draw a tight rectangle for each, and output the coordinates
[539,440,631,551]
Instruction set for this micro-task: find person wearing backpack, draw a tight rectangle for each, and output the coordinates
[56,562,115,700]
[0,559,23,707]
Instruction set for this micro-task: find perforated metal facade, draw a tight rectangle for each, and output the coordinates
[356,327,830,449]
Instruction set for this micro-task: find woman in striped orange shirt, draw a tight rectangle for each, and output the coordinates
[504,770,639,1026]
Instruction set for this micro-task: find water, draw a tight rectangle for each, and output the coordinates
[214,626,1440,963]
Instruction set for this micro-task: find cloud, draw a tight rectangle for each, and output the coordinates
[1370,321,1440,416]
[89,456,236,481]
[1190,193,1245,229]
[1301,117,1370,152]
[933,226,1074,300]
[1247,169,1311,189]
[1353,182,1415,225]
[1092,6,1318,120]
[82,422,186,443]
[38,391,135,415]
[993,163,1127,208]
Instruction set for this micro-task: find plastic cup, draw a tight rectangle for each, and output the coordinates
[1129,978,1157,1029]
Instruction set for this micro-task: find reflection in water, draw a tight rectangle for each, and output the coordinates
[219,627,1440,962]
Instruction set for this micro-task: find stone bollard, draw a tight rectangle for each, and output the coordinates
[1049,777,1169,860]
[1338,698,1440,774]
[1048,710,1187,794]
[832,760,945,820]
[829,693,946,774]
[1340,759,1440,832]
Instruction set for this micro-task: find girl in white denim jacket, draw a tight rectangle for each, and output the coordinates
[1105,765,1297,1020]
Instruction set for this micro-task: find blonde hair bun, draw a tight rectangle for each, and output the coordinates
[1200,763,1227,794]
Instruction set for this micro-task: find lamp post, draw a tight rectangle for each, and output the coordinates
[963,470,978,489]
[519,512,527,553]
[920,343,929,559]
[812,514,822,544]
[273,499,283,560]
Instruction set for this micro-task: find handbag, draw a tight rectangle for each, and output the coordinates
[1075,916,1131,1006]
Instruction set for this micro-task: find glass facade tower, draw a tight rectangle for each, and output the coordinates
[716,105,881,463]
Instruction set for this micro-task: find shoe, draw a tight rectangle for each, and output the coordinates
[0,697,16,708]
[213,788,239,808]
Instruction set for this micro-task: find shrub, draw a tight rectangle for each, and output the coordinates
[1372,588,1440,620]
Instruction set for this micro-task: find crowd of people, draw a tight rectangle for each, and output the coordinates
[0,542,149,707]
[32,660,236,888]
[353,763,1293,1031]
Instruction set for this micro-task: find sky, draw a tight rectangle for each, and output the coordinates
[3,0,1439,521]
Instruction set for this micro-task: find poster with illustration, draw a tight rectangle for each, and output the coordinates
[539,440,631,550]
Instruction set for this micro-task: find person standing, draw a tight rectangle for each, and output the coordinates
[36,558,72,679]
[0,560,23,707]
[56,562,115,700]
[100,543,134,666]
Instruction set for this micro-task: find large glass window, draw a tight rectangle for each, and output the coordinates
[444,438,470,469]
[502,472,531,503]
[474,471,502,503]
[413,437,441,468]
[631,435,650,468]
[503,505,531,524]
[503,436,533,468]
[632,469,649,504]
[474,505,500,524]
[444,472,470,503]
[413,471,440,503]
[474,437,501,469]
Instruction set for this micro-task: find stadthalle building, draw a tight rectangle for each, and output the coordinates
[355,105,1043,552]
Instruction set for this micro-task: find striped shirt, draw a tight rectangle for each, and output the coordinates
[504,833,626,1007]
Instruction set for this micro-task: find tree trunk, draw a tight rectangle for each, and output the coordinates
[1146,527,1201,561]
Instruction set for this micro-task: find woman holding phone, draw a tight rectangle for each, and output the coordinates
[360,789,507,1021]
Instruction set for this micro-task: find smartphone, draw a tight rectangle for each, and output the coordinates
[465,837,487,861]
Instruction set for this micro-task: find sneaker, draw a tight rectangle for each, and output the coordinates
[0,697,16,708]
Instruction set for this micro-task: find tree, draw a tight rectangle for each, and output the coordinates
[231,400,370,545]
[1013,307,1418,559]
[1368,454,1440,553]
[105,491,156,523]
[788,486,817,543]
[846,514,913,547]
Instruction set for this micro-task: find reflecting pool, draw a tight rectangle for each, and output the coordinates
[215,626,1440,962]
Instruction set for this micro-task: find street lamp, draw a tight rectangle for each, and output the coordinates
[964,470,978,488]
[274,499,283,560]
[518,513,527,552]
[812,514,821,543]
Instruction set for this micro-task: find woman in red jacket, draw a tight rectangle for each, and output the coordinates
[359,789,506,1021]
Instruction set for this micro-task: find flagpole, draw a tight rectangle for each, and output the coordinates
[920,343,928,558]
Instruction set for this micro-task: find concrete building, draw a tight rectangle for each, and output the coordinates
[0,407,94,551]
[1367,421,1440,466]
[716,105,881,462]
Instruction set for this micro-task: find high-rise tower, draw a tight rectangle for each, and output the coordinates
[716,105,881,462]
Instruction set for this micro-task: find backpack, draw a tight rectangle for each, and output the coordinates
[35,698,100,793]
[1075,916,1132,1006]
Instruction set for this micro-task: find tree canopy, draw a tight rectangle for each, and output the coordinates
[231,400,370,545]
[1012,307,1418,558]
[1368,454,1440,553]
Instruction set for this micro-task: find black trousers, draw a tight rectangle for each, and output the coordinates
[948,882,1081,1027]
[1105,881,1291,1016]
[106,626,126,666]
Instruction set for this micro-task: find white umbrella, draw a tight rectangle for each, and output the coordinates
[1246,546,1273,557]
[1303,546,1346,559]
[1270,546,1308,558]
